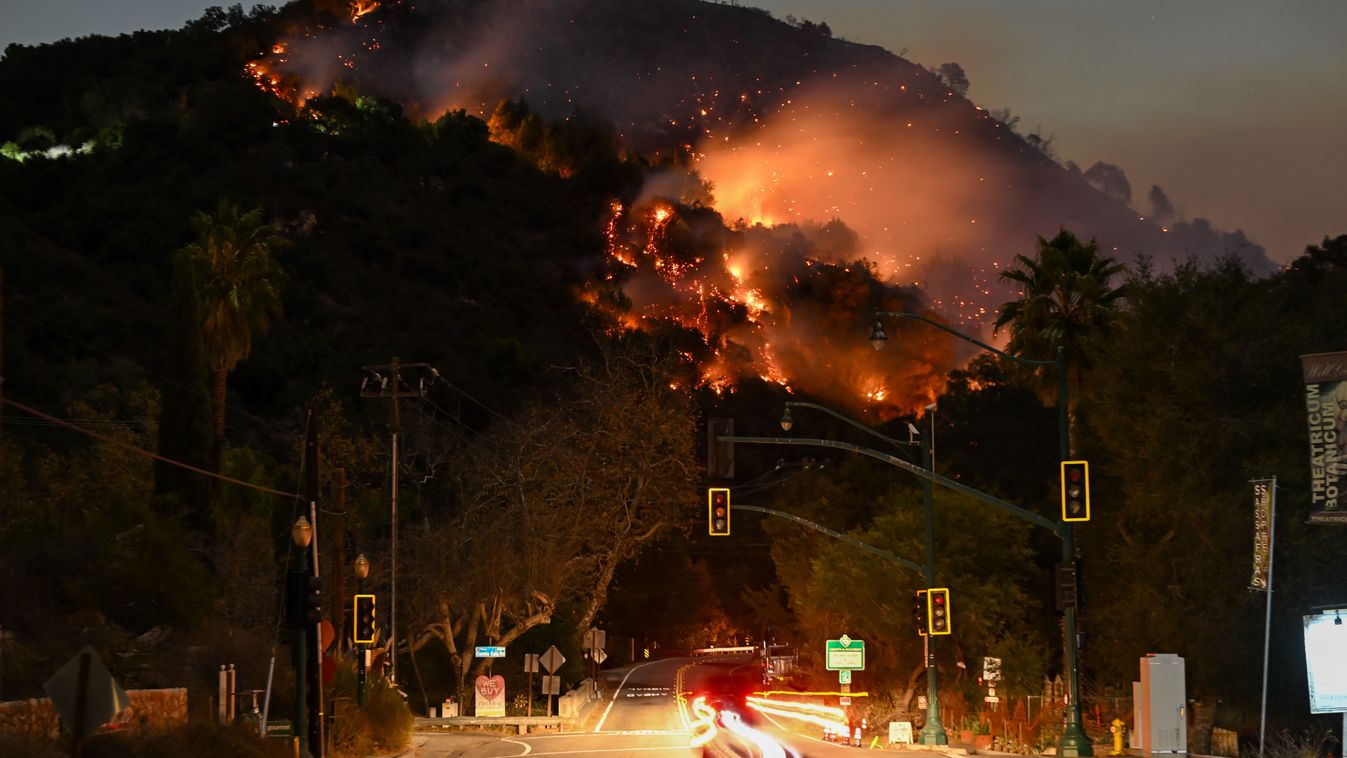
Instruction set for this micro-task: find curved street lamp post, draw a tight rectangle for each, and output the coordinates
[872,310,1090,757]
[781,401,947,745]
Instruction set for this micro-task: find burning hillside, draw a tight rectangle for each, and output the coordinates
[586,197,951,416]
[241,0,1270,411]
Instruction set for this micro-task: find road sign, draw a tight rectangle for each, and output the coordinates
[541,675,561,695]
[840,696,852,706]
[43,647,129,741]
[825,636,865,671]
[475,645,506,658]
[592,648,608,664]
[583,628,606,650]
[524,653,540,673]
[540,644,566,673]
[838,669,852,685]
[982,656,1002,683]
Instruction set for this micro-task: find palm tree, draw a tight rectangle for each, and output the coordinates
[175,200,288,449]
[993,229,1128,404]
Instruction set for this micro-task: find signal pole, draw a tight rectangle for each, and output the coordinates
[360,358,432,685]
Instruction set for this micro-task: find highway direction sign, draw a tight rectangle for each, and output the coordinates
[825,635,865,671]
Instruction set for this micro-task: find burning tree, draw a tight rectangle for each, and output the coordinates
[402,342,697,699]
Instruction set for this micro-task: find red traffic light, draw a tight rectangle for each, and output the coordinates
[708,487,731,536]
[927,588,952,635]
[1060,461,1091,522]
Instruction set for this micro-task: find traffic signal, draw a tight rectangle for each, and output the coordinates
[708,487,731,536]
[927,587,951,635]
[707,418,735,479]
[286,569,306,628]
[1061,460,1091,522]
[354,594,377,644]
[305,576,323,625]
[913,589,928,637]
[1055,561,1079,611]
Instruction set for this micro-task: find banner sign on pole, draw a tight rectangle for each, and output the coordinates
[1301,352,1347,524]
[1250,479,1275,590]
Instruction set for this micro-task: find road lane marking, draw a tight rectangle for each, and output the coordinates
[501,738,532,755]
[593,659,664,733]
[523,748,691,756]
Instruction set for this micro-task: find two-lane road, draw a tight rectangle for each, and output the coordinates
[414,655,939,757]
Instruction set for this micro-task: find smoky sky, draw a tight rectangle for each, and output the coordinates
[5,0,1344,264]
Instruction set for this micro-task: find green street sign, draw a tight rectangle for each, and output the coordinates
[839,669,852,684]
[825,635,865,671]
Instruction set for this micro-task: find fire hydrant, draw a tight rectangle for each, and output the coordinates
[1110,718,1127,756]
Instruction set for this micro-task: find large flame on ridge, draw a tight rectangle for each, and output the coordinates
[587,197,951,417]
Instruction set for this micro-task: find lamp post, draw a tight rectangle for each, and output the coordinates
[292,516,313,758]
[354,554,370,707]
[780,401,946,745]
[872,311,1091,757]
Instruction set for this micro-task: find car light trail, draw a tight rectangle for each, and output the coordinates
[745,696,850,733]
[688,696,718,748]
[720,710,791,758]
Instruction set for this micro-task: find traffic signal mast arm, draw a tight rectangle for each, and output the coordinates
[733,503,924,575]
[720,434,1062,536]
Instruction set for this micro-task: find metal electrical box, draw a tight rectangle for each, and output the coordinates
[1139,653,1187,756]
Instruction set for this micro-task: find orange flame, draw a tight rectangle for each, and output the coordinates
[586,197,951,416]
[351,0,380,22]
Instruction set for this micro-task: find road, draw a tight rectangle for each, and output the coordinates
[409,655,942,758]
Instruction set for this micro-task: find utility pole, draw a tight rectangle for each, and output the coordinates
[303,410,324,757]
[360,358,432,685]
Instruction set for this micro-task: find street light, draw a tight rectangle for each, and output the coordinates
[780,401,944,745]
[353,554,370,707]
[291,516,313,758]
[874,310,1091,756]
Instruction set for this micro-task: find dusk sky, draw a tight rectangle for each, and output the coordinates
[6,0,1344,264]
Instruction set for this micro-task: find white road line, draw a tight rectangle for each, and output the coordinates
[593,659,664,733]
[501,737,533,755]
[525,747,690,756]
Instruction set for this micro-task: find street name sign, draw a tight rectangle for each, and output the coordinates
[825,635,865,671]
[475,645,506,658]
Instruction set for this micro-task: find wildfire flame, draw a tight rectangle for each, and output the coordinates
[242,1,990,414]
[351,0,379,22]
[587,197,951,416]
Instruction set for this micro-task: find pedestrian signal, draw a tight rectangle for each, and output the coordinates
[1061,460,1091,522]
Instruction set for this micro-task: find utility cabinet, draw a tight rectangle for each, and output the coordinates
[1139,653,1187,756]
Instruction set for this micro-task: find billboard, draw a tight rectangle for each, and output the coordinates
[1304,612,1347,713]
[1300,352,1347,524]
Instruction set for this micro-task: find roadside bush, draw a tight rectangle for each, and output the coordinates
[365,676,413,751]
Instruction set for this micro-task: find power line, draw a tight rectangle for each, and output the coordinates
[3,396,299,500]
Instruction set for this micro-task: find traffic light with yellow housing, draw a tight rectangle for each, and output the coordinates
[927,587,951,635]
[354,594,377,644]
[708,487,731,536]
[1061,460,1091,522]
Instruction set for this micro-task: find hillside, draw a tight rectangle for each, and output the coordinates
[257,0,1273,297]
